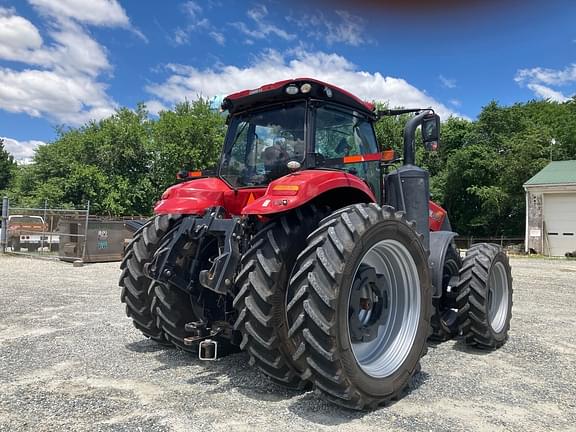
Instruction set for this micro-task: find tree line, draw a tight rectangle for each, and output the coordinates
[1,97,575,236]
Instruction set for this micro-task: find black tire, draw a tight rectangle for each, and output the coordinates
[456,243,513,349]
[153,281,198,351]
[286,204,432,410]
[430,246,462,341]
[119,215,178,343]
[152,217,219,352]
[233,205,322,389]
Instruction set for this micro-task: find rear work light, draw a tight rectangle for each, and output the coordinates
[285,85,299,95]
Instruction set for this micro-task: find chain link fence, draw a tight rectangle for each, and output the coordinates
[1,197,147,263]
[1,197,90,261]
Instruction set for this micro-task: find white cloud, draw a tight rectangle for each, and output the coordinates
[0,2,140,126]
[288,10,369,46]
[182,1,202,20]
[144,100,169,116]
[232,5,295,41]
[0,8,43,59]
[439,75,457,89]
[146,50,460,120]
[449,99,462,107]
[526,84,569,102]
[515,64,576,86]
[0,67,116,124]
[171,1,219,46]
[173,27,190,45]
[209,31,225,46]
[1,136,46,162]
[28,0,130,27]
[515,64,576,102]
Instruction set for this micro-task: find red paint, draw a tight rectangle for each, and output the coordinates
[429,201,447,231]
[154,177,265,216]
[242,170,376,215]
[225,77,375,112]
[154,171,448,233]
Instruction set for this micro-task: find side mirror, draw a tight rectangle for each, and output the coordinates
[422,113,440,151]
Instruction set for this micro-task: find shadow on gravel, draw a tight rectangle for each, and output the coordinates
[287,370,430,425]
[124,338,430,422]
[288,392,365,425]
[152,348,304,402]
[451,340,494,356]
[125,339,171,353]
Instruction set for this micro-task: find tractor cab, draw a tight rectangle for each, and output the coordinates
[219,78,382,198]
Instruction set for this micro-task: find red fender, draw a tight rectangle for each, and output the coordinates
[242,170,376,215]
[154,177,265,216]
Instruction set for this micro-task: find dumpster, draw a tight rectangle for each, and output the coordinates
[58,217,145,263]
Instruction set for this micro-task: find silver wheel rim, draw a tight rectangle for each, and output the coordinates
[488,261,509,333]
[348,239,421,378]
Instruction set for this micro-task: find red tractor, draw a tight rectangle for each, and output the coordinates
[120,78,513,410]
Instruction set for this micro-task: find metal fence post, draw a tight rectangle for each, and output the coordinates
[81,201,90,261]
[41,199,48,253]
[1,197,8,253]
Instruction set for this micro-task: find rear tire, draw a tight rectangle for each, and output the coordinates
[153,281,198,351]
[119,215,178,344]
[233,206,322,389]
[457,243,513,349]
[286,204,431,410]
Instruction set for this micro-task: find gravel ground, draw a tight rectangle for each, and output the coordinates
[0,255,575,432]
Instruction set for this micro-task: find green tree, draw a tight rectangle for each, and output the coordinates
[150,99,225,191]
[0,138,16,191]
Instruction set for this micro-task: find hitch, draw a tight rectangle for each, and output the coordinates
[183,320,232,360]
[146,207,242,296]
[198,339,218,361]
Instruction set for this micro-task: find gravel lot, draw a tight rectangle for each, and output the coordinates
[0,254,575,432]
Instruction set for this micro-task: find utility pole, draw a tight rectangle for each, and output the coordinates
[1,197,8,253]
[550,138,556,161]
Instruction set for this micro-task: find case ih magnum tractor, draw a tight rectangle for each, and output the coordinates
[119,78,513,410]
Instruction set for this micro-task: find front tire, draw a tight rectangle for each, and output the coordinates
[457,243,513,349]
[286,204,431,410]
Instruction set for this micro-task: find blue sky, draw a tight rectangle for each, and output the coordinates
[1,0,575,160]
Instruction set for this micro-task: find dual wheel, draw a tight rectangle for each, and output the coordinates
[237,203,432,409]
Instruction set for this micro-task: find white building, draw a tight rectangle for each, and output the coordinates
[524,160,576,256]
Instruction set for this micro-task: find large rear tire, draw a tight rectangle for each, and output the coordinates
[119,215,178,343]
[233,206,322,389]
[457,243,513,349]
[286,204,432,410]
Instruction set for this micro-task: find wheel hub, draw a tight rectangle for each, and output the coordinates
[349,265,388,343]
[347,239,421,379]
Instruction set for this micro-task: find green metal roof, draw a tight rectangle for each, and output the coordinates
[524,160,576,186]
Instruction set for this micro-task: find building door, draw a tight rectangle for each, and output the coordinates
[543,193,576,256]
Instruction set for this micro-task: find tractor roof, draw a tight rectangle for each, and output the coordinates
[222,78,375,116]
